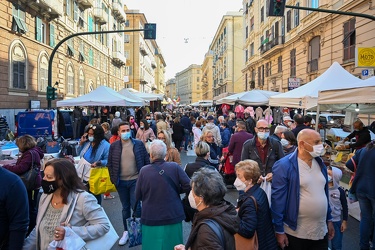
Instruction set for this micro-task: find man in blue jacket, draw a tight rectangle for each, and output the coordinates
[180,112,192,151]
[271,129,334,250]
[107,121,150,246]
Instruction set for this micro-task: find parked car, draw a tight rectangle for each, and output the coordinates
[306,112,346,129]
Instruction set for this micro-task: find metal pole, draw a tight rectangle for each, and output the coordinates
[285,5,375,21]
[47,28,147,109]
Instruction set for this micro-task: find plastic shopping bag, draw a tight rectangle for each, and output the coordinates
[89,167,117,195]
[260,180,272,207]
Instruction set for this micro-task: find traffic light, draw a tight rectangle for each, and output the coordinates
[268,0,286,17]
[144,23,156,40]
[46,86,54,100]
[46,86,58,100]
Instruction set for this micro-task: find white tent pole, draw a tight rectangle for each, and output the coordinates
[315,104,320,132]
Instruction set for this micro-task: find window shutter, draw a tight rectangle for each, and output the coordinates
[36,17,42,42]
[49,24,55,47]
[88,16,93,32]
[73,1,79,22]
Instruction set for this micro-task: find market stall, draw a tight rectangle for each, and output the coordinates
[216,89,279,106]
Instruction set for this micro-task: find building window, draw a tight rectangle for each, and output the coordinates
[286,10,291,32]
[308,36,320,73]
[124,34,130,43]
[88,48,94,66]
[261,6,264,23]
[67,64,74,95]
[290,49,296,77]
[67,38,75,57]
[79,41,86,62]
[78,8,85,29]
[50,24,55,47]
[250,43,254,56]
[10,42,27,89]
[310,0,319,8]
[245,49,248,62]
[35,17,46,43]
[294,3,300,27]
[250,17,254,32]
[278,56,282,73]
[343,18,356,61]
[12,3,28,34]
[79,69,85,95]
[38,53,48,92]
[245,26,248,39]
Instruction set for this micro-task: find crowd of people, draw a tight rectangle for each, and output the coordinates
[1,105,374,250]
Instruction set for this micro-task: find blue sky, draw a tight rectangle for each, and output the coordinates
[125,0,243,80]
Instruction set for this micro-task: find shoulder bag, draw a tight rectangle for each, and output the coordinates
[234,196,259,250]
[19,150,40,191]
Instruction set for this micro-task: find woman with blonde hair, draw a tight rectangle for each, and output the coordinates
[158,130,181,165]
[200,130,220,169]
[234,160,277,250]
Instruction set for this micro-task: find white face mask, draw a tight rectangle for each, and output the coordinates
[304,141,325,157]
[233,178,246,191]
[287,122,292,127]
[280,138,289,147]
[188,190,202,209]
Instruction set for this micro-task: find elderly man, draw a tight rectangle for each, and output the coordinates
[241,119,284,183]
[270,125,288,142]
[340,120,371,150]
[271,129,334,250]
[135,140,190,250]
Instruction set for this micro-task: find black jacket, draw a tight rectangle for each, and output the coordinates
[185,201,240,250]
[347,127,371,150]
[240,137,284,176]
[172,122,185,141]
[185,157,216,178]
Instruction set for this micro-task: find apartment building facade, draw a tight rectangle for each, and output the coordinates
[165,78,177,100]
[124,9,166,94]
[209,11,244,100]
[201,50,214,100]
[242,0,375,93]
[176,64,202,105]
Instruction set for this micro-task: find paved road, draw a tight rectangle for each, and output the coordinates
[102,151,360,250]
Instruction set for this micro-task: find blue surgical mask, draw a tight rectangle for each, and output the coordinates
[280,138,289,147]
[328,175,332,182]
[257,132,269,140]
[88,136,94,142]
[121,132,131,140]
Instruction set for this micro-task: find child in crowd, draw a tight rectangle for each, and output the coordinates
[328,166,348,250]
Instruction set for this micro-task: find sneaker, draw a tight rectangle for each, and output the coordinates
[118,231,129,246]
[103,195,115,200]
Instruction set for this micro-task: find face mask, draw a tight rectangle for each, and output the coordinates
[287,122,292,127]
[280,138,289,147]
[233,178,246,191]
[188,190,202,209]
[257,132,269,140]
[304,141,325,157]
[41,180,58,194]
[140,126,144,129]
[328,175,332,182]
[147,120,151,123]
[88,136,94,142]
[121,132,131,140]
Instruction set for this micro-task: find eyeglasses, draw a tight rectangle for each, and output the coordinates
[89,124,97,130]
[256,127,270,132]
[157,137,165,140]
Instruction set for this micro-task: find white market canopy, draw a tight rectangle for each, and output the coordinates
[318,76,375,113]
[117,88,148,106]
[191,100,213,107]
[119,88,163,101]
[268,62,362,109]
[216,89,280,106]
[56,86,143,107]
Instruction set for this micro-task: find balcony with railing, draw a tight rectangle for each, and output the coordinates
[112,51,126,65]
[93,8,108,24]
[112,2,126,23]
[26,0,63,19]
[260,36,285,59]
[151,60,157,69]
[307,59,319,73]
[77,0,94,10]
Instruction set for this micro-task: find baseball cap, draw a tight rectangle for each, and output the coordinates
[207,115,214,120]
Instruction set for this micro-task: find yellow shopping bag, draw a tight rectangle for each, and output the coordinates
[89,167,117,195]
[333,152,343,162]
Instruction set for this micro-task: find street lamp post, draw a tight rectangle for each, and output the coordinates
[47,26,156,109]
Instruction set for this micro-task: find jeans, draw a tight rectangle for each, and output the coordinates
[27,189,38,236]
[117,179,141,231]
[357,193,375,249]
[330,221,343,250]
[286,234,328,250]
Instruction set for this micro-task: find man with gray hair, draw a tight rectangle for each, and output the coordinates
[270,125,288,142]
[135,140,191,249]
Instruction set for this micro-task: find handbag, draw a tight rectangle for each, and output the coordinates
[125,201,142,247]
[234,196,259,250]
[89,167,117,195]
[19,150,40,191]
[76,157,92,182]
